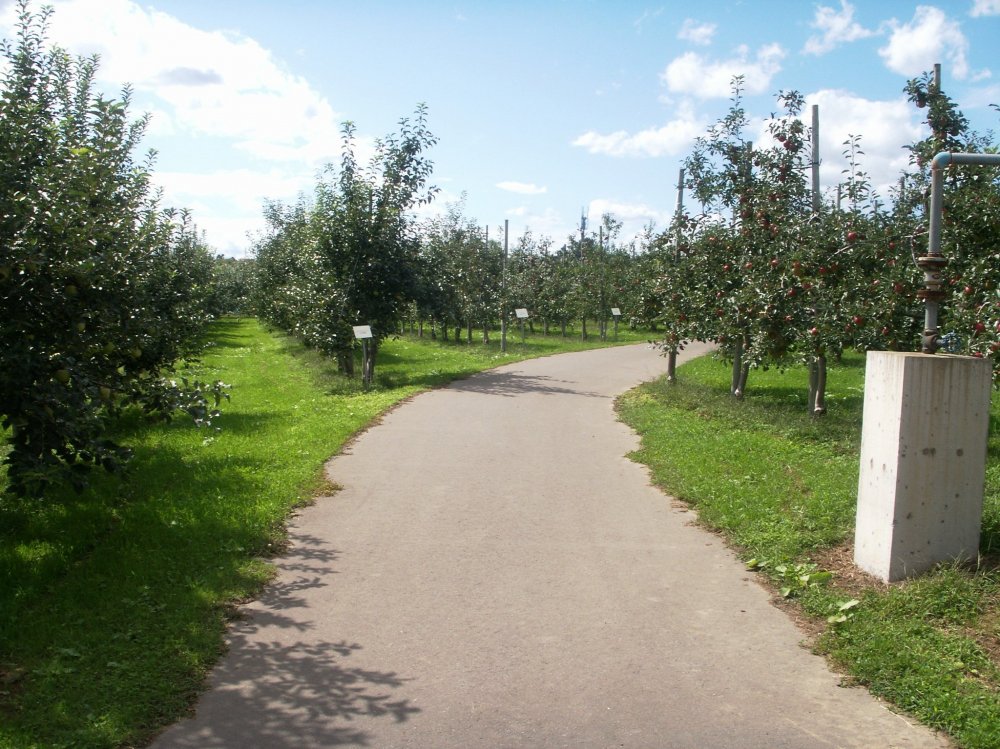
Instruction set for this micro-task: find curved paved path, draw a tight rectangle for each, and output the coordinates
[155,342,948,748]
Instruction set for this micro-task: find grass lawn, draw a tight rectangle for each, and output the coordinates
[0,317,655,749]
[617,352,1000,749]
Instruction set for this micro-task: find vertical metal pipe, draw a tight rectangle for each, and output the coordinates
[921,158,947,350]
[928,162,945,259]
[920,151,1000,352]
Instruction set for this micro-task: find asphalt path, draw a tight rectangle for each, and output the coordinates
[154,342,949,748]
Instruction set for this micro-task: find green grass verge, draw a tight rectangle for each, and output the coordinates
[0,317,655,749]
[617,352,1000,749]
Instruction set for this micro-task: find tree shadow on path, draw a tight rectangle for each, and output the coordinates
[449,370,606,399]
[157,533,420,748]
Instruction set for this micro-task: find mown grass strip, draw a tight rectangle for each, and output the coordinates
[617,352,1000,749]
[0,317,654,749]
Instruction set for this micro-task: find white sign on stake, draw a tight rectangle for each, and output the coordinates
[353,325,373,339]
[611,308,621,317]
[515,308,529,319]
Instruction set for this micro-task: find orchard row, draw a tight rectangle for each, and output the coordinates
[254,74,999,413]
[1,6,229,497]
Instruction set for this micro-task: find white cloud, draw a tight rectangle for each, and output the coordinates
[962,83,1000,109]
[585,200,672,247]
[970,0,1000,16]
[661,43,786,99]
[496,181,548,195]
[677,19,717,46]
[151,168,316,257]
[797,90,923,197]
[879,6,970,80]
[803,1,875,55]
[0,0,370,255]
[410,187,466,225]
[634,8,664,33]
[588,199,667,225]
[505,207,567,242]
[1,0,344,165]
[572,102,705,157]
[153,169,311,214]
[194,215,265,259]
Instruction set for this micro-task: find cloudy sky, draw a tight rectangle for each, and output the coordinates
[1,0,997,256]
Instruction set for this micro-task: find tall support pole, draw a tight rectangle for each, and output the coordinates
[482,225,490,344]
[811,105,821,214]
[501,220,508,353]
[667,167,684,384]
[579,209,588,340]
[809,104,826,415]
[730,144,752,399]
[599,225,606,340]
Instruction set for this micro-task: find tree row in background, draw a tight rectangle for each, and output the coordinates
[251,111,650,378]
[250,67,998,417]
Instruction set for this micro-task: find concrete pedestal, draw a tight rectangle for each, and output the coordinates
[854,351,992,581]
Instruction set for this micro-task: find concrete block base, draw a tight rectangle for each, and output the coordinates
[854,351,991,581]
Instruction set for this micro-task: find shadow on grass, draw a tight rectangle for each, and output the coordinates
[199,318,253,350]
[650,376,865,449]
[152,531,420,748]
[0,439,269,628]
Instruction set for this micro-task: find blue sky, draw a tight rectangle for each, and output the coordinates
[1,0,998,257]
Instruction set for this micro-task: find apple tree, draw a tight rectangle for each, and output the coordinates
[253,108,438,381]
[1,3,224,497]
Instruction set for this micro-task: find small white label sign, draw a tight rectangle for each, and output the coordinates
[611,307,622,317]
[515,308,529,319]
[353,325,373,339]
